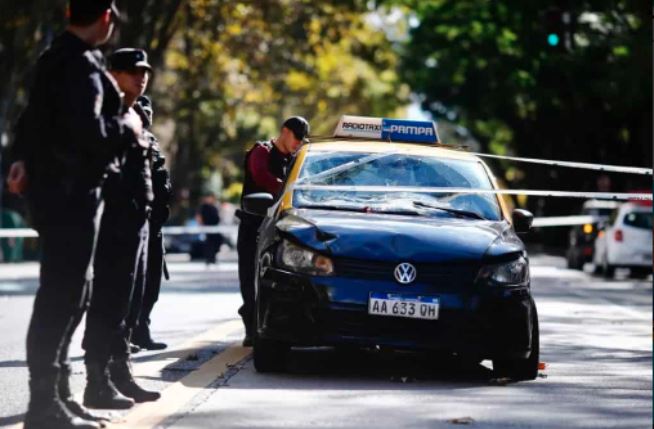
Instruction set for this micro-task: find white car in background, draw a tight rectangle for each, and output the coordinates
[593,202,653,279]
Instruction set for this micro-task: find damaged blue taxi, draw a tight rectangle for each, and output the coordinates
[243,116,539,380]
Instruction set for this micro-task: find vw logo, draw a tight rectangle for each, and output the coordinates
[394,262,417,284]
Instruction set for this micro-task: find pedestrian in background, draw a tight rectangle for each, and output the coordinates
[82,48,160,409]
[131,95,171,351]
[236,116,309,346]
[6,1,144,428]
[196,192,222,265]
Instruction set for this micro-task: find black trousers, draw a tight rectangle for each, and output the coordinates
[83,206,148,363]
[136,228,164,327]
[204,233,223,264]
[236,217,261,335]
[26,192,103,380]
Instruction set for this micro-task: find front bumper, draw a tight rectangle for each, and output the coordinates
[256,266,536,360]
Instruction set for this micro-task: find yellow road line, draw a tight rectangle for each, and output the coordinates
[7,320,247,429]
[133,319,244,378]
[109,345,251,428]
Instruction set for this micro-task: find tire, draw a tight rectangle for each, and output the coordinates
[252,293,289,373]
[253,334,289,373]
[493,309,539,381]
[602,255,615,279]
[630,268,651,280]
[566,250,583,270]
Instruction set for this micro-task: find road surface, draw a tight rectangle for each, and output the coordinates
[0,251,650,428]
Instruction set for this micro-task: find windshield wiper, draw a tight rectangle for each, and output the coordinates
[412,201,486,220]
[297,152,397,185]
[297,204,364,213]
[297,203,420,216]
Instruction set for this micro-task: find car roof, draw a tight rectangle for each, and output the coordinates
[618,202,652,212]
[303,140,482,162]
[582,199,621,210]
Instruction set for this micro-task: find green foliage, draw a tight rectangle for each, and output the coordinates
[0,0,407,217]
[387,0,650,198]
[156,0,408,201]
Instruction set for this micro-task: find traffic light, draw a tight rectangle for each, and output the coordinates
[544,8,565,50]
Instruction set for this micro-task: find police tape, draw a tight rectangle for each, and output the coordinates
[293,184,653,201]
[469,153,652,175]
[531,215,598,228]
[0,225,238,239]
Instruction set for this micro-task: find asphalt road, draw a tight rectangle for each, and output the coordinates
[0,251,651,428]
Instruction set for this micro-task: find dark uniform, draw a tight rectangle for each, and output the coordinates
[236,140,294,340]
[16,25,137,429]
[132,95,172,350]
[82,50,160,408]
[198,199,222,264]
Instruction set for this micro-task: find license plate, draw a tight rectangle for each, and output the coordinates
[368,293,439,320]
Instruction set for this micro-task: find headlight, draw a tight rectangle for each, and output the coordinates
[277,240,334,276]
[478,256,529,286]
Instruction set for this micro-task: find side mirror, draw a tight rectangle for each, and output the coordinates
[512,209,533,234]
[242,193,275,216]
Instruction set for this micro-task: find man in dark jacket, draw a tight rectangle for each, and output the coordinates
[6,1,143,428]
[131,95,172,351]
[82,48,160,409]
[236,116,309,346]
[197,192,222,265]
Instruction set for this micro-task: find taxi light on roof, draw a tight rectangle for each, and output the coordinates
[334,115,440,144]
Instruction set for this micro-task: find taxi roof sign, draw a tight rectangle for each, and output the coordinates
[333,115,440,144]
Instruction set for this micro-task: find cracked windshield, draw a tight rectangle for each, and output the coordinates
[295,151,501,220]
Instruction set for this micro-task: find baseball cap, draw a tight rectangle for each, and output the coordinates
[108,48,153,72]
[69,0,122,23]
[282,116,310,142]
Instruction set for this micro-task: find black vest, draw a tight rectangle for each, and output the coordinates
[241,140,291,202]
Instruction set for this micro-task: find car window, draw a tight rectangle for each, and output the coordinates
[623,212,653,230]
[295,151,501,220]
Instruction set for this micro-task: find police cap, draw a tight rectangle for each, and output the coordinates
[69,0,121,23]
[108,48,153,72]
[282,116,310,143]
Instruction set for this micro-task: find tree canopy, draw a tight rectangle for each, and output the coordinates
[0,0,408,216]
[389,0,651,203]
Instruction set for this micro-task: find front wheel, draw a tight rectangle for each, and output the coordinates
[566,249,583,270]
[252,294,289,373]
[253,334,289,373]
[630,268,651,280]
[602,255,615,279]
[493,310,539,381]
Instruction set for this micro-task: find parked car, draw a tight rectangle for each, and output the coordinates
[565,200,620,269]
[244,115,540,380]
[592,202,653,278]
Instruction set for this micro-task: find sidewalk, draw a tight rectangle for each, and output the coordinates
[0,248,239,281]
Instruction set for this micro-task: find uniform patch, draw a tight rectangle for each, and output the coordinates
[93,93,103,116]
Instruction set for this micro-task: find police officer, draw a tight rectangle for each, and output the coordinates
[236,117,309,346]
[81,48,159,409]
[131,95,172,351]
[7,2,143,428]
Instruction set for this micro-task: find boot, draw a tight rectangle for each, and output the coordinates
[109,357,160,403]
[25,374,101,429]
[83,362,134,410]
[58,365,110,425]
[131,322,167,351]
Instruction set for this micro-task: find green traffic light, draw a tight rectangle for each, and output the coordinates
[547,33,560,46]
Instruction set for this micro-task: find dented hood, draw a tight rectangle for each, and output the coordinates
[276,209,523,263]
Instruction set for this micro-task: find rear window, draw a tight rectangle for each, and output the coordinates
[623,212,653,229]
